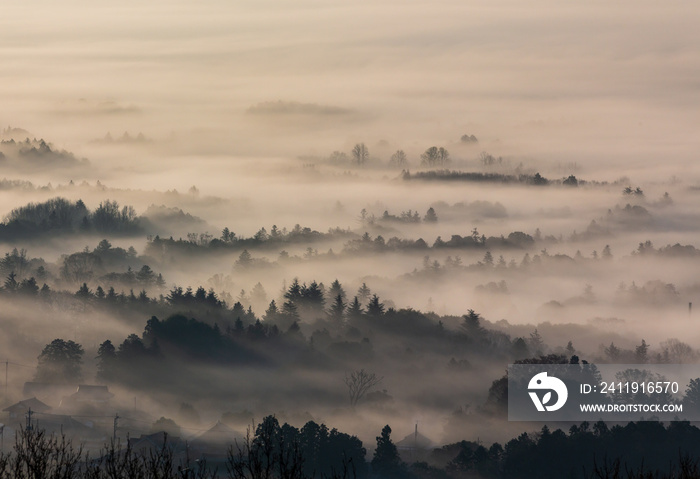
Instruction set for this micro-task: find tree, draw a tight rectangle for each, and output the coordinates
[95,285,105,299]
[635,339,648,363]
[357,283,371,304]
[95,239,112,252]
[352,143,369,165]
[532,172,548,185]
[424,207,438,222]
[76,282,92,298]
[660,338,696,363]
[150,417,181,436]
[35,339,84,383]
[284,278,303,304]
[462,309,484,336]
[61,251,100,284]
[263,300,280,323]
[604,342,621,361]
[250,282,268,311]
[301,280,325,315]
[366,294,385,318]
[329,293,346,322]
[529,329,544,356]
[96,340,117,382]
[346,296,364,322]
[602,244,612,259]
[563,175,578,186]
[18,277,39,296]
[420,146,450,167]
[328,279,346,302]
[136,265,155,284]
[3,271,18,292]
[371,425,404,478]
[282,300,300,322]
[685,378,700,412]
[236,250,252,268]
[389,150,408,167]
[344,369,382,406]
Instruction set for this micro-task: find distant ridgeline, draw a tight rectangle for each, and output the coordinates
[0,197,142,239]
[0,138,88,168]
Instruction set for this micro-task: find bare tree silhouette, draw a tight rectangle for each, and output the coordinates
[344,369,382,407]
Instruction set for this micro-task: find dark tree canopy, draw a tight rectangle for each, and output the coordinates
[35,339,84,384]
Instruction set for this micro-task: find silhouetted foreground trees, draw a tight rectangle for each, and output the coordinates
[436,421,700,479]
[5,419,700,479]
[1,417,365,479]
[229,416,367,479]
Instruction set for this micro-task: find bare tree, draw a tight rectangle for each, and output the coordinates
[389,150,408,167]
[344,369,383,406]
[351,143,369,166]
[420,146,449,167]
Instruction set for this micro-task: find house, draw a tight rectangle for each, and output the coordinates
[190,421,245,459]
[128,431,187,460]
[22,382,75,405]
[65,385,114,404]
[58,385,114,415]
[3,397,51,420]
[33,414,107,447]
[395,425,435,462]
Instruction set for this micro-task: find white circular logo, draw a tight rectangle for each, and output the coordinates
[528,372,568,412]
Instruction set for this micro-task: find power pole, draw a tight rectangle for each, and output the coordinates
[113,414,119,441]
[4,361,7,397]
[26,408,33,432]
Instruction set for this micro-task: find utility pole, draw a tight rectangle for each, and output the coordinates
[113,414,119,441]
[26,408,32,432]
[4,361,7,397]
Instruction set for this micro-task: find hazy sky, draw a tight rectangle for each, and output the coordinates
[2,0,698,168]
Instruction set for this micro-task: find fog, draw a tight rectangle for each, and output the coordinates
[0,0,699,473]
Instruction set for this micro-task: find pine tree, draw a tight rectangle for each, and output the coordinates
[635,339,648,363]
[329,293,346,322]
[302,280,325,314]
[529,329,544,355]
[3,271,18,292]
[263,300,279,322]
[347,296,364,322]
[96,340,117,382]
[366,294,385,318]
[285,278,302,303]
[283,300,300,321]
[424,207,438,222]
[236,249,252,267]
[76,282,92,298]
[328,279,346,302]
[371,425,404,478]
[357,283,371,304]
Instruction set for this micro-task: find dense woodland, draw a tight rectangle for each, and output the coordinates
[0,133,698,479]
